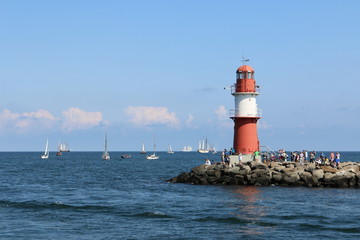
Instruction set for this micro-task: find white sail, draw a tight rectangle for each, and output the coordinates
[41,138,49,159]
[198,137,209,153]
[102,132,110,160]
[146,135,159,159]
[167,145,174,154]
[182,146,192,152]
[141,143,146,154]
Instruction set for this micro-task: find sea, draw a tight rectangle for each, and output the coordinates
[1,151,360,240]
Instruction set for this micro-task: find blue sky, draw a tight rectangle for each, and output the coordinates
[1,0,359,151]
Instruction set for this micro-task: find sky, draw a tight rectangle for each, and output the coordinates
[1,0,359,151]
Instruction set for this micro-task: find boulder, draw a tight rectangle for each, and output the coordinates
[273,166,286,173]
[191,164,211,175]
[224,166,241,175]
[269,162,281,169]
[332,174,349,188]
[305,163,317,173]
[240,164,251,172]
[300,171,313,185]
[271,170,283,183]
[312,169,324,180]
[214,170,222,179]
[283,171,300,184]
[345,172,357,187]
[342,164,360,173]
[249,169,271,185]
[324,172,335,182]
[321,166,338,173]
[249,162,268,171]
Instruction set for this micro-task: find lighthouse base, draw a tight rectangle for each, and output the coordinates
[229,154,262,166]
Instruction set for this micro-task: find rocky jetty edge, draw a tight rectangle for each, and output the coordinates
[168,161,360,188]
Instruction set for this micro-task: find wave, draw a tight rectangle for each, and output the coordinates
[133,212,174,219]
[195,216,277,227]
[297,223,360,234]
[0,200,117,212]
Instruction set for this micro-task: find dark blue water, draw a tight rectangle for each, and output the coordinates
[1,151,360,239]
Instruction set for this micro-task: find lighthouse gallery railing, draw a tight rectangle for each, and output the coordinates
[229,109,262,118]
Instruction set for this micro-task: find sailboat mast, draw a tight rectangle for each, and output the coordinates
[104,132,108,153]
[153,135,156,154]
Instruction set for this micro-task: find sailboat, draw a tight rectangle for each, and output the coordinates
[41,138,49,159]
[167,145,174,154]
[140,143,146,154]
[146,136,159,159]
[56,140,62,156]
[102,132,110,160]
[211,146,217,154]
[197,137,209,153]
[59,142,70,152]
[182,146,192,152]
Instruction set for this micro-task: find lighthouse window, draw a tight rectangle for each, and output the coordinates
[238,72,243,79]
[248,72,252,79]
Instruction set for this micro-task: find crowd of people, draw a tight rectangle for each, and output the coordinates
[262,149,341,168]
[205,148,342,169]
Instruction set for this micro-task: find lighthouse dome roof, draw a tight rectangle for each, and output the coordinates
[236,65,254,72]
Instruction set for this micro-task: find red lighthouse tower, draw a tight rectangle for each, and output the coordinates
[230,61,261,162]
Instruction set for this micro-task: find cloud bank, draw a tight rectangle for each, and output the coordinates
[214,105,228,120]
[0,109,57,133]
[0,108,103,133]
[125,106,180,128]
[62,107,103,131]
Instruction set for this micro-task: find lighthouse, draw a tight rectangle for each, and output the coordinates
[229,61,261,163]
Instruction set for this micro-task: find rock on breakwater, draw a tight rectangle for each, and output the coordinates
[168,161,360,188]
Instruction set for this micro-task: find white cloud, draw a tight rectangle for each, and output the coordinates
[62,107,103,131]
[185,114,195,128]
[258,120,271,129]
[214,105,228,120]
[214,105,232,129]
[0,109,57,133]
[125,106,180,128]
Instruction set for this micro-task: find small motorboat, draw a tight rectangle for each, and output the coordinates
[121,154,131,159]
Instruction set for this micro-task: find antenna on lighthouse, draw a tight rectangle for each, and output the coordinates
[241,56,250,64]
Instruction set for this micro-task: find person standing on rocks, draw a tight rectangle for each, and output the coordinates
[320,152,325,163]
[304,150,308,162]
[253,150,260,161]
[299,151,305,165]
[309,151,315,163]
[335,152,341,168]
[238,152,242,163]
[221,150,225,164]
[330,152,335,162]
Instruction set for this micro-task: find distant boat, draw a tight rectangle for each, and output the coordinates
[146,135,159,160]
[146,153,159,160]
[41,138,49,159]
[140,143,146,154]
[198,138,209,153]
[59,142,70,152]
[102,132,110,160]
[167,145,174,154]
[56,141,63,156]
[121,154,131,159]
[182,146,192,152]
[209,145,217,154]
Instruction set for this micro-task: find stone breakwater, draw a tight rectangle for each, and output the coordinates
[168,161,360,188]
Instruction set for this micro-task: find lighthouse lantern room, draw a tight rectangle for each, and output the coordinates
[229,61,261,164]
